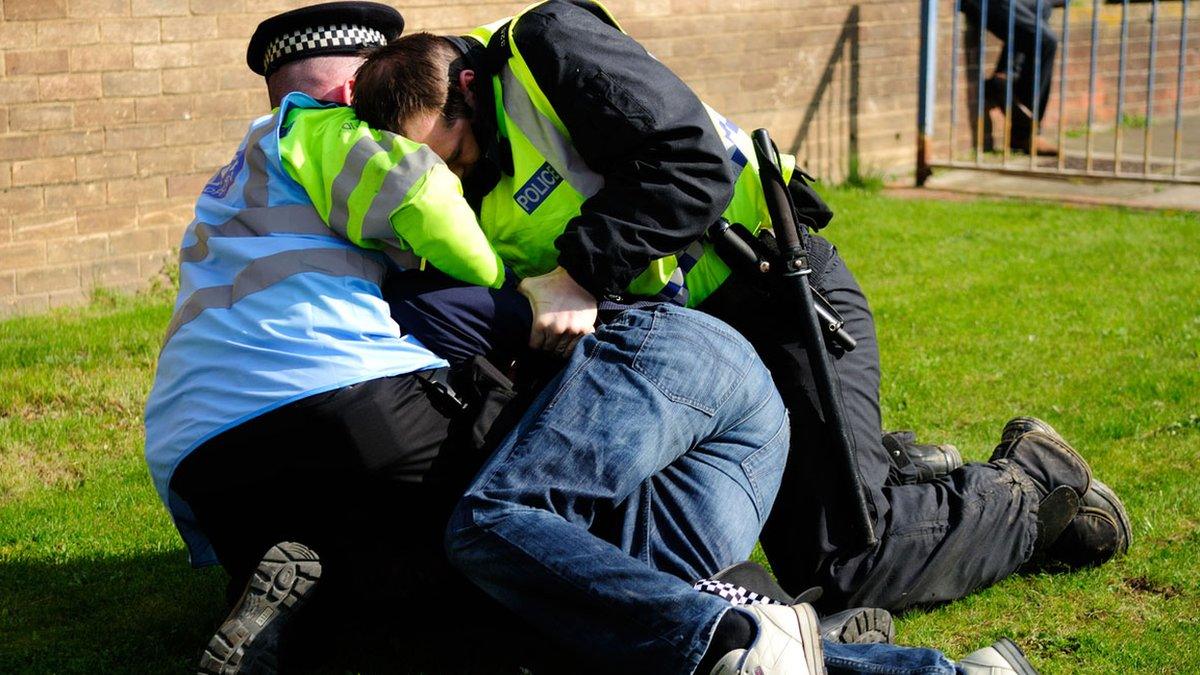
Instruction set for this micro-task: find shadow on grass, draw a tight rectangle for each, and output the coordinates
[0,551,566,674]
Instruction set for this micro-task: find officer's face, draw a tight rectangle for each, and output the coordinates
[407,112,480,179]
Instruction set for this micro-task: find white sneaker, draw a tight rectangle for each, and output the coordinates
[709,603,825,675]
[958,638,1038,675]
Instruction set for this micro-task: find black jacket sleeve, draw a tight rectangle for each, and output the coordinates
[511,1,735,298]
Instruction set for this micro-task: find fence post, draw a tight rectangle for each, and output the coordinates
[918,0,940,185]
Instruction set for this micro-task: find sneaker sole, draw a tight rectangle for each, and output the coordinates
[793,603,825,675]
[819,607,894,645]
[993,637,1038,675]
[198,542,321,675]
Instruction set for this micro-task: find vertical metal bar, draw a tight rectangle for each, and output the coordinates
[1115,0,1130,175]
[1004,0,1016,164]
[1031,0,1045,167]
[1143,0,1159,175]
[918,0,941,183]
[976,0,989,163]
[1175,0,1191,176]
[1057,0,1071,171]
[1086,0,1100,171]
[950,0,963,160]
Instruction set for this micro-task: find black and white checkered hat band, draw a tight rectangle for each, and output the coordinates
[263,23,387,73]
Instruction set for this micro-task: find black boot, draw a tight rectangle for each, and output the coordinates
[882,430,963,483]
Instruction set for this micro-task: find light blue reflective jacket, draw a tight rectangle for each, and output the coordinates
[144,95,447,566]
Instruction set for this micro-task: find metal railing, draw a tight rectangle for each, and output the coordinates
[918,0,1198,185]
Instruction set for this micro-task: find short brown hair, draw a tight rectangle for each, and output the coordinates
[352,33,470,136]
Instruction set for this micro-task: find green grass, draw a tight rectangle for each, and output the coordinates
[2,192,1199,673]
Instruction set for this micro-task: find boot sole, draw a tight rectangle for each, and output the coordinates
[198,542,322,675]
[819,607,894,645]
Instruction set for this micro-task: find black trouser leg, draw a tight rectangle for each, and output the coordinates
[699,238,1040,611]
[968,0,1058,121]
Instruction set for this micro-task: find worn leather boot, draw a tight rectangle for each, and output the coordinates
[1045,477,1132,569]
[883,430,963,482]
[991,418,1092,562]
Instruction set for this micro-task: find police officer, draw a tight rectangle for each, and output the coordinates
[348,0,1130,613]
[140,4,517,672]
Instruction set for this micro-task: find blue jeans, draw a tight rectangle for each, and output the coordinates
[446,305,789,673]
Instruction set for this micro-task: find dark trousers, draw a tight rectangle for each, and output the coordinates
[699,237,1040,611]
[961,0,1058,121]
[170,373,490,627]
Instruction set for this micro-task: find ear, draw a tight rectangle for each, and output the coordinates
[333,78,354,106]
[457,68,476,108]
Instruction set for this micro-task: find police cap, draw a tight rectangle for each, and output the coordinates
[246,2,405,77]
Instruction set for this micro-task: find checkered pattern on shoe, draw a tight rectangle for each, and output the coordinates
[693,578,786,606]
[263,24,387,73]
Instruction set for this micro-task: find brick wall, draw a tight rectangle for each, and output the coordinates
[0,0,924,317]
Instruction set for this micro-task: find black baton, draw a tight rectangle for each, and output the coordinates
[751,129,876,550]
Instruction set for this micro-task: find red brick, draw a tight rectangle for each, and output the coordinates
[100,18,159,44]
[0,135,40,161]
[136,95,194,123]
[48,287,90,308]
[105,124,163,150]
[138,199,191,227]
[44,180,106,208]
[0,295,51,316]
[162,119,222,148]
[131,44,192,70]
[85,254,143,286]
[161,16,219,42]
[190,39,244,69]
[13,210,76,239]
[0,162,9,190]
[77,152,137,180]
[78,205,136,234]
[192,0,245,14]
[69,45,134,72]
[9,104,73,131]
[106,176,166,204]
[0,241,47,269]
[39,128,105,157]
[194,142,236,169]
[66,0,130,18]
[167,172,209,198]
[74,99,137,128]
[108,226,167,255]
[131,0,188,16]
[0,272,14,297]
[0,187,44,215]
[5,0,69,20]
[137,146,193,176]
[12,157,76,186]
[6,50,70,76]
[0,77,40,103]
[48,234,108,263]
[0,108,8,134]
[38,73,103,101]
[161,67,212,95]
[37,20,100,46]
[17,266,80,294]
[102,70,161,97]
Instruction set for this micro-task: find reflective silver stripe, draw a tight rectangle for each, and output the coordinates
[163,247,385,342]
[501,66,604,198]
[383,246,422,270]
[359,144,442,241]
[241,116,278,208]
[328,135,394,238]
[178,206,338,264]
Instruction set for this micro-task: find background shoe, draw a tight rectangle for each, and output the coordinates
[819,607,894,645]
[883,430,963,481]
[198,542,322,675]
[958,637,1038,675]
[710,604,825,675]
[1043,478,1132,569]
